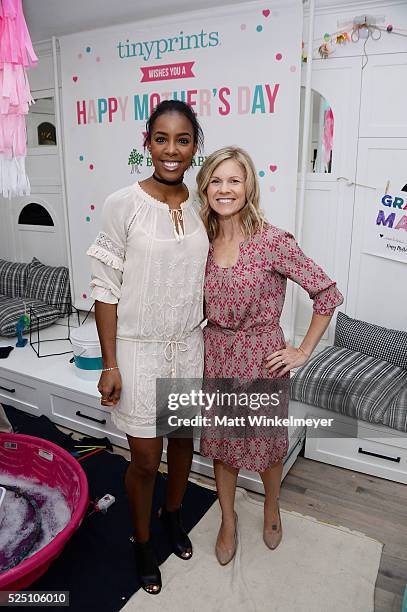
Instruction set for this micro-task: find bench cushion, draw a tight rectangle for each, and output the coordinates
[334,312,407,370]
[290,346,407,424]
[0,295,61,337]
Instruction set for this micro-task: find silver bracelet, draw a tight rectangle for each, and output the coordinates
[102,366,119,372]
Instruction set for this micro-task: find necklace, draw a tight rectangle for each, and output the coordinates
[152,172,184,186]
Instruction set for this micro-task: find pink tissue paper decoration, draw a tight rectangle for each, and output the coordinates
[322,107,334,172]
[0,0,38,198]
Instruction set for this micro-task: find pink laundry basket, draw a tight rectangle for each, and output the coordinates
[0,434,89,591]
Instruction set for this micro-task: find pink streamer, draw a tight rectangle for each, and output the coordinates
[0,114,26,158]
[0,0,38,67]
[322,107,334,170]
[0,0,37,196]
[0,63,33,113]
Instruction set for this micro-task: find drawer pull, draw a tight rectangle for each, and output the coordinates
[358,447,400,463]
[0,385,16,393]
[76,410,106,425]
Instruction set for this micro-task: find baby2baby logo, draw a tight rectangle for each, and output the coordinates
[376,193,407,258]
[127,148,206,174]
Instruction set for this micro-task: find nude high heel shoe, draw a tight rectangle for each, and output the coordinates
[215,513,238,566]
[263,499,282,550]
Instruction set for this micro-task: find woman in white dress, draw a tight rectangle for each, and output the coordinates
[87,100,208,595]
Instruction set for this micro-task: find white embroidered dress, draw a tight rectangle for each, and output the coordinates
[87,182,209,437]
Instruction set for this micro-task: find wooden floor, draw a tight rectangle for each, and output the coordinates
[75,430,407,612]
[279,456,406,612]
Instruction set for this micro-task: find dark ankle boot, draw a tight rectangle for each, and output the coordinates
[130,536,162,595]
[159,506,193,560]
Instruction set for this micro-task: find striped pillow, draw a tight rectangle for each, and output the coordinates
[290,346,407,424]
[0,296,61,337]
[334,312,407,370]
[0,259,29,298]
[25,258,71,315]
[382,386,407,433]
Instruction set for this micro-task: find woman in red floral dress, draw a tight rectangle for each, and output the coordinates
[196,147,343,564]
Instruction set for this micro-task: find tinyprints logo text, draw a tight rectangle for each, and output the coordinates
[117,30,220,62]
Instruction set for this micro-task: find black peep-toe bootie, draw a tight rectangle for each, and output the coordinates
[131,536,162,595]
[158,506,193,560]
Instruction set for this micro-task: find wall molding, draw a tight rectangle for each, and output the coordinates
[33,2,406,52]
[304,0,407,16]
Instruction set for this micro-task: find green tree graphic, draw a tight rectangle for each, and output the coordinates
[128,149,144,174]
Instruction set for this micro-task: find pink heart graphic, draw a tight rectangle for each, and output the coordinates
[72,76,78,82]
[262,9,270,17]
[269,165,277,172]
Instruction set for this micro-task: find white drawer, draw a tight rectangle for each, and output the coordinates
[305,432,407,484]
[50,392,126,444]
[0,373,39,412]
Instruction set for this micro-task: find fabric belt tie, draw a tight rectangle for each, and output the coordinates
[206,321,278,336]
[116,331,198,377]
[205,321,280,350]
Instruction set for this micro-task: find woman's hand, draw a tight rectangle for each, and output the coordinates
[98,369,122,407]
[264,343,310,378]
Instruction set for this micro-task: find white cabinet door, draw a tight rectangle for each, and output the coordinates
[294,57,362,345]
[48,386,127,445]
[0,370,40,415]
[359,53,407,139]
[347,138,407,329]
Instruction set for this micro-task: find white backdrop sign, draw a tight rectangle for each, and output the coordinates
[59,1,302,309]
[363,189,407,263]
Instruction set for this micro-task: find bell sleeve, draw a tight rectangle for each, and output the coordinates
[86,192,128,304]
[265,226,344,316]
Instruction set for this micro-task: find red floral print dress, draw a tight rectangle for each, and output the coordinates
[200,224,344,472]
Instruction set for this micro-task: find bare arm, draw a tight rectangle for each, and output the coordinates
[95,301,122,406]
[95,301,118,368]
[266,313,332,377]
[298,312,332,357]
[264,228,343,377]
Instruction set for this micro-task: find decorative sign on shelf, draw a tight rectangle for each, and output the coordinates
[364,189,407,264]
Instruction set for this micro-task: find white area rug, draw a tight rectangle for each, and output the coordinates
[122,487,382,612]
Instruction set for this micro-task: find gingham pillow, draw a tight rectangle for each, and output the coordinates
[25,258,71,315]
[0,259,29,298]
[0,295,61,336]
[334,312,407,370]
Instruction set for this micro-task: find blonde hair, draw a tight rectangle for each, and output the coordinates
[197,146,267,241]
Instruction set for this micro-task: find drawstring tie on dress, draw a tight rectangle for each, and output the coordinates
[168,209,184,243]
[116,333,196,378]
[164,340,189,376]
